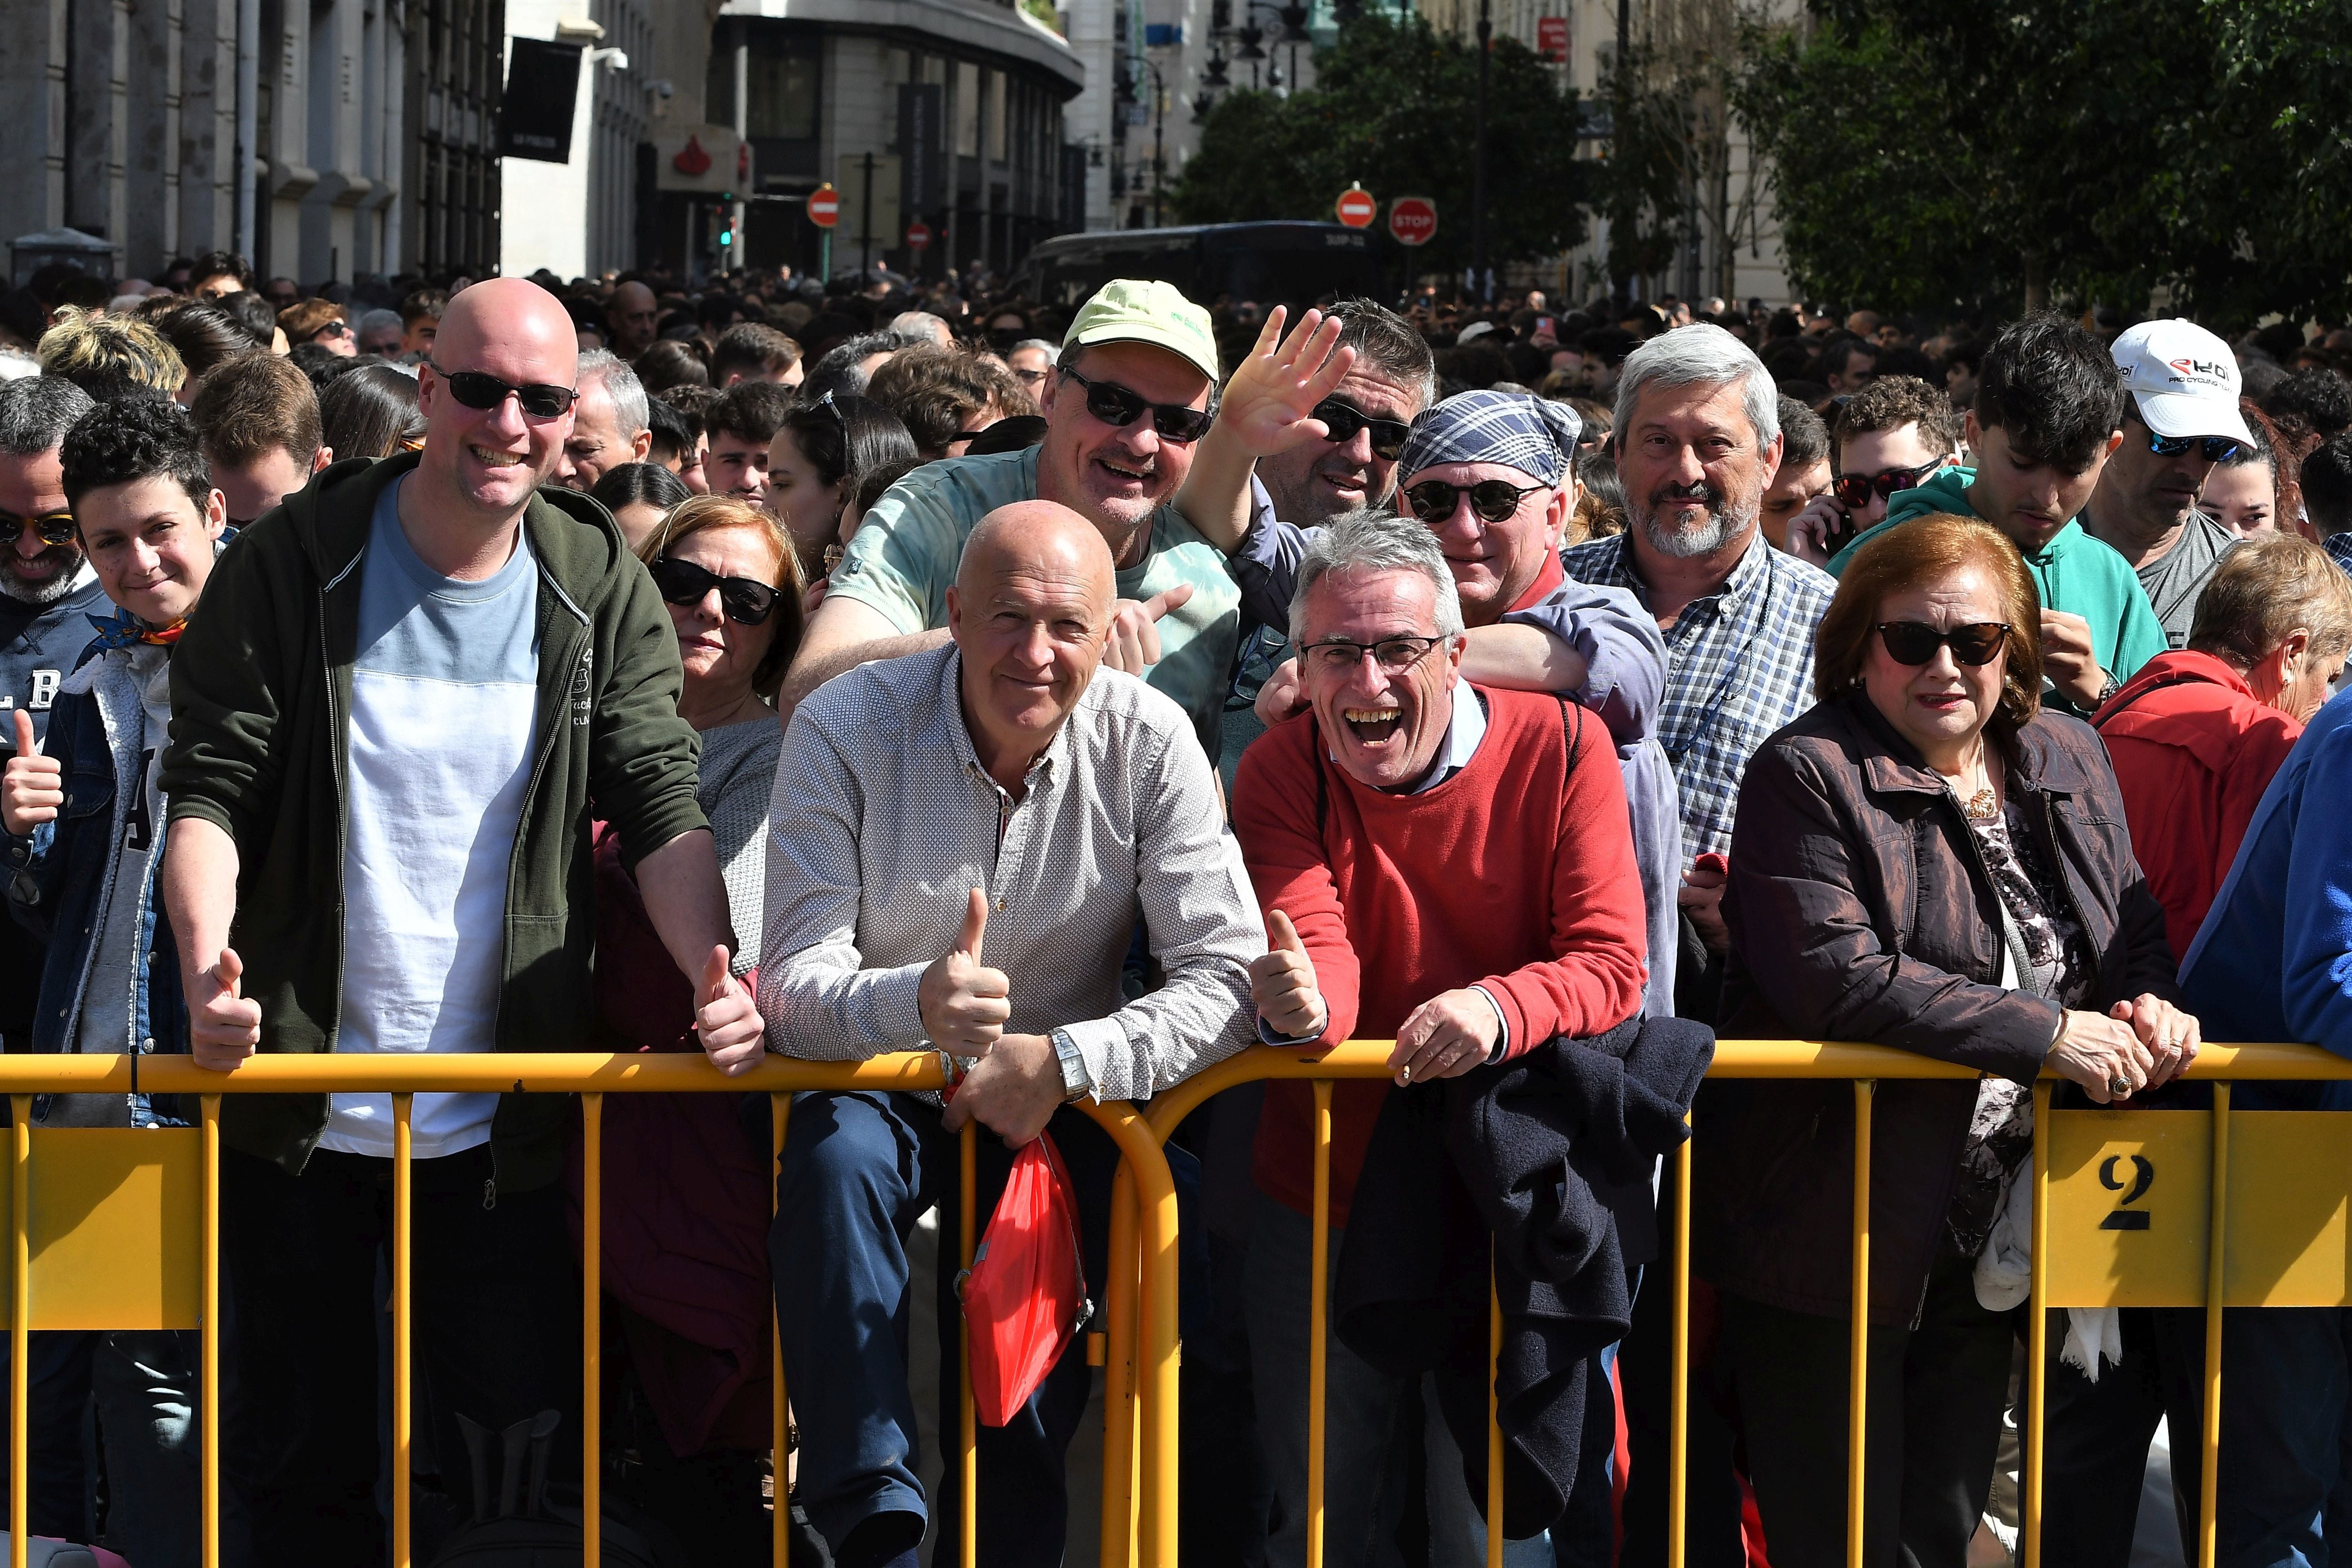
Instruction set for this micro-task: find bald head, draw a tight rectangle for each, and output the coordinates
[414,279,582,539]
[949,501,1119,780]
[956,499,1117,607]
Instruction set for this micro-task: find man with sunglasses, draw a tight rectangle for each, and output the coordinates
[2081,319,2257,649]
[157,277,763,1560]
[785,279,1285,756]
[0,375,106,1056]
[1784,375,1963,566]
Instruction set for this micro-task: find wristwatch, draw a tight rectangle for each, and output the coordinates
[1050,1027,1094,1104]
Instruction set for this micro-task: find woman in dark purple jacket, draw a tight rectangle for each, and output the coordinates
[1698,513,2197,1568]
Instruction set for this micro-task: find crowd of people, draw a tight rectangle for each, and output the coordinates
[2,247,2352,1568]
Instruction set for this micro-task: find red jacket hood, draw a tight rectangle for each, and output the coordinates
[2093,649,2286,773]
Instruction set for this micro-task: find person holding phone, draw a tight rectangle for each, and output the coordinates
[1783,375,1964,567]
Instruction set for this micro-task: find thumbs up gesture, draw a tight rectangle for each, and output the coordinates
[1249,909,1327,1041]
[1,711,63,837]
[694,945,766,1075]
[919,888,1012,1056]
[189,946,264,1071]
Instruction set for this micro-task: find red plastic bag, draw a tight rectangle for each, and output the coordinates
[961,1132,1091,1427]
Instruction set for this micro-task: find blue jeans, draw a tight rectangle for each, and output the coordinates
[0,1329,199,1568]
[771,1091,1117,1568]
[1243,1193,1558,1568]
[2218,1307,2352,1566]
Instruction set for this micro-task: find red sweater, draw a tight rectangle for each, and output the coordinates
[2094,650,2302,961]
[1232,684,1648,1224]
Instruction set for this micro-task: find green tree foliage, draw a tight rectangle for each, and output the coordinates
[1170,16,1590,276]
[1736,0,2352,325]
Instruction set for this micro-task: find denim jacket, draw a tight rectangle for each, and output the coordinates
[2,638,189,1127]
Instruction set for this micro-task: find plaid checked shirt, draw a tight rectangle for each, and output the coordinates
[2328,531,2352,577]
[1560,532,1837,859]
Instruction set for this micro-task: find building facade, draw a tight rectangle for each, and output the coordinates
[682,0,1084,284]
[498,0,654,281]
[0,0,503,287]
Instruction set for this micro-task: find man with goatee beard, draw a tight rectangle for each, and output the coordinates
[0,374,108,1050]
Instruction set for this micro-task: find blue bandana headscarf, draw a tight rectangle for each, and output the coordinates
[1397,390,1583,488]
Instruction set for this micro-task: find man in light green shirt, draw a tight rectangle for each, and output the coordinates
[783,279,1250,755]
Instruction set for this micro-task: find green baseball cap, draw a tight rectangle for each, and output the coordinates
[1061,279,1220,385]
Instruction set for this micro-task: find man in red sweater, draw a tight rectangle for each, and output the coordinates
[1231,510,1648,1568]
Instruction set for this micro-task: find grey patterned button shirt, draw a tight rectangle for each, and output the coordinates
[759,643,1263,1103]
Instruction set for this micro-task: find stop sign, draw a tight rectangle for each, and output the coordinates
[1335,187,1376,229]
[807,186,840,229]
[906,221,932,251]
[1388,196,1437,247]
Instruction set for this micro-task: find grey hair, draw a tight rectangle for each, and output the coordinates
[1328,298,1439,413]
[1614,323,1780,450]
[576,349,649,439]
[0,375,96,457]
[1013,338,1059,363]
[354,308,403,337]
[1288,507,1466,647]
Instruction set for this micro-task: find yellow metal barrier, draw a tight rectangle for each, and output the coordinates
[0,1052,1182,1568]
[1100,1038,2352,1568]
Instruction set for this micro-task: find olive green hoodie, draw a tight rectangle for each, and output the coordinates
[160,451,707,1190]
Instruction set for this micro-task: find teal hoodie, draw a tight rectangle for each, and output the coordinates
[1825,466,2168,712]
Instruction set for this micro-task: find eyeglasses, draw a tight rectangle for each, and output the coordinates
[1402,478,1550,525]
[312,320,351,341]
[0,510,77,547]
[1875,621,2011,667]
[650,556,781,626]
[1058,367,1214,444]
[1314,399,1412,462]
[2146,430,2243,463]
[1010,367,1049,387]
[428,362,580,419]
[1299,633,1449,676]
[1832,461,1944,509]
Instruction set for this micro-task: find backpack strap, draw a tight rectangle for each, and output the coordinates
[1557,693,1584,775]
[2090,670,2208,730]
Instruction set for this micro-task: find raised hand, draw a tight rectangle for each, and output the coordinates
[694,945,766,1075]
[2040,609,2108,710]
[1250,909,1327,1041]
[1211,305,1357,460]
[1104,582,1196,674]
[1253,657,1306,728]
[919,888,1012,1056]
[1,711,63,837]
[189,947,263,1071]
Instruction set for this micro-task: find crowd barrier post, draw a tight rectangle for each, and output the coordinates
[0,1052,1177,1568]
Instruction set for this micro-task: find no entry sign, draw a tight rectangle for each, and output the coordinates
[807,185,840,228]
[1335,186,1376,229]
[906,221,932,250]
[1388,196,1437,246]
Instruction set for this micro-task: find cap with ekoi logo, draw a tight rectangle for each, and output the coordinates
[2110,318,2257,446]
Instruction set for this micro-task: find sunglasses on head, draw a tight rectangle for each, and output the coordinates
[1402,478,1550,525]
[1314,399,1411,462]
[1832,462,1942,509]
[1875,621,2010,667]
[428,363,580,419]
[1058,367,1214,444]
[650,556,780,626]
[0,510,77,548]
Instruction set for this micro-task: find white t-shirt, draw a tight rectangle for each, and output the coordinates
[322,478,541,1158]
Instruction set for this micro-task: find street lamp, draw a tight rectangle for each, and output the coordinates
[1471,0,1491,302]
[1135,58,1171,227]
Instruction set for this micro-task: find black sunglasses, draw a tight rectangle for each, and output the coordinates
[429,363,580,419]
[1832,462,1941,509]
[1058,367,1214,444]
[1402,478,1550,525]
[1876,621,2011,667]
[1314,399,1411,462]
[0,510,77,547]
[651,556,780,626]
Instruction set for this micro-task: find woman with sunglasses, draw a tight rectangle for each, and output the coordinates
[574,494,809,1485]
[1699,512,2196,1568]
[765,392,917,603]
